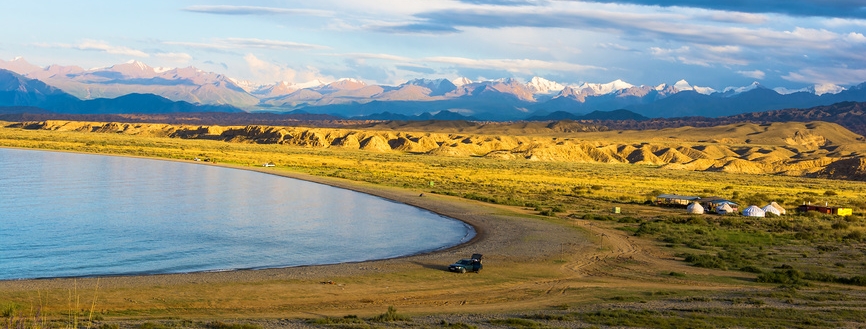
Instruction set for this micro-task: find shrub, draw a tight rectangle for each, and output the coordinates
[757,269,805,285]
[440,320,478,329]
[816,245,840,252]
[683,253,727,270]
[205,322,262,329]
[371,306,410,322]
[1,303,19,317]
[308,315,364,325]
[687,217,708,226]
[634,222,663,236]
[618,216,640,223]
[844,231,864,241]
[843,276,866,286]
[489,318,542,328]
[140,323,169,329]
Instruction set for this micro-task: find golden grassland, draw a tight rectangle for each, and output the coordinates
[2,121,866,328]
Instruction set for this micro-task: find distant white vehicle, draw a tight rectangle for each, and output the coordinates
[263,162,275,167]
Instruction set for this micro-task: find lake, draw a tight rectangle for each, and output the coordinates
[0,148,474,280]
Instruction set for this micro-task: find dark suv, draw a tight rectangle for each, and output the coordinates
[448,254,483,273]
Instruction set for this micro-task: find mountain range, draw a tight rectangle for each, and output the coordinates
[0,69,240,115]
[3,57,866,121]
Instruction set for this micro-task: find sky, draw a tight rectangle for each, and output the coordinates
[2,0,866,90]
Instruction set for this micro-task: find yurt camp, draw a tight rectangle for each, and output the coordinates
[716,203,734,215]
[742,205,766,218]
[687,202,705,214]
[762,204,782,216]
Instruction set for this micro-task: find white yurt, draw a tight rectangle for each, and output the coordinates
[762,204,782,216]
[769,201,786,215]
[716,203,734,215]
[742,205,766,218]
[687,202,705,214]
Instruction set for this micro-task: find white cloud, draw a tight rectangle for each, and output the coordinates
[183,5,333,17]
[844,32,866,43]
[704,12,768,24]
[32,40,150,58]
[223,38,330,50]
[166,38,328,51]
[596,43,634,51]
[783,67,866,85]
[824,18,866,28]
[76,41,150,57]
[155,52,193,63]
[243,53,332,84]
[737,70,766,79]
[422,56,603,73]
[650,45,748,66]
[337,53,413,62]
[245,53,296,83]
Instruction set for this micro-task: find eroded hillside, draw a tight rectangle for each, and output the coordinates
[9,120,866,180]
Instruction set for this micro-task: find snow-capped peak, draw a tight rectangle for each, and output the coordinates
[773,87,808,95]
[673,79,693,91]
[723,81,762,95]
[336,77,364,84]
[809,83,845,96]
[296,79,327,89]
[527,76,565,94]
[654,83,668,91]
[124,60,150,71]
[578,79,634,95]
[673,79,716,95]
[228,78,265,92]
[452,77,472,87]
[12,56,24,62]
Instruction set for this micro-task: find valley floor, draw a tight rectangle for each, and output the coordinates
[2,123,866,328]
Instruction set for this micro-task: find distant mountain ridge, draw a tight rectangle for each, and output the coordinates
[0,69,240,114]
[3,57,866,121]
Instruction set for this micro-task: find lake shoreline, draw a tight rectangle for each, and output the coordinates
[0,152,570,293]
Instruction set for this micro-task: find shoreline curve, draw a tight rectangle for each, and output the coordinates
[0,153,577,292]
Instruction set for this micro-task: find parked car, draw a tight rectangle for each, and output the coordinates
[448,254,483,273]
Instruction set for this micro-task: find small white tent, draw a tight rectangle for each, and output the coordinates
[716,203,734,215]
[762,204,782,216]
[742,205,766,218]
[687,202,705,214]
[769,201,786,215]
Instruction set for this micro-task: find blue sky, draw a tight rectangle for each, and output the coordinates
[2,0,866,90]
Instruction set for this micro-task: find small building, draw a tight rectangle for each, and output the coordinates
[698,197,739,214]
[687,202,705,214]
[742,205,766,218]
[762,204,782,216]
[796,204,853,216]
[656,194,700,207]
[768,201,786,215]
[716,203,734,215]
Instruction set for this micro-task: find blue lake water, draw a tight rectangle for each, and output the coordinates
[0,148,473,280]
